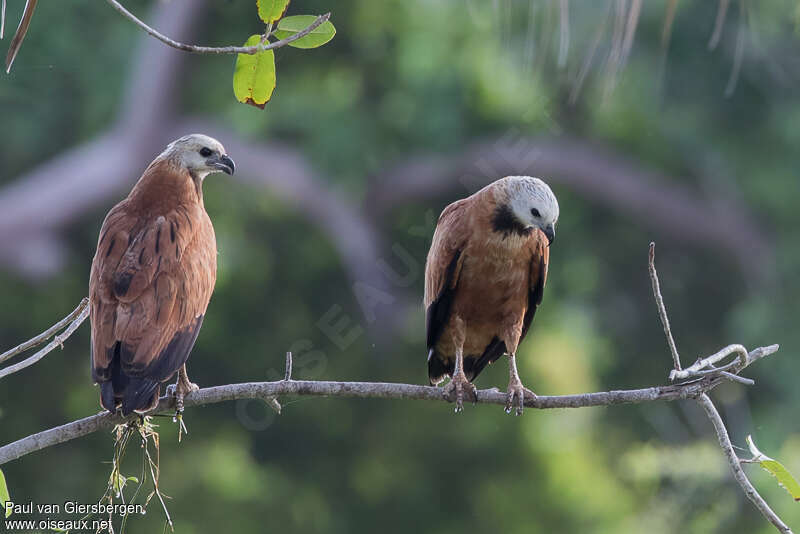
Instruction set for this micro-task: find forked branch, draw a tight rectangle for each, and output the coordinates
[649,243,791,534]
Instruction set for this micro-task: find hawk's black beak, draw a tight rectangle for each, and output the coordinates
[208,154,235,175]
[543,224,555,246]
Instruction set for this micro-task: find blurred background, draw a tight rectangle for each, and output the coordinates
[1,0,799,532]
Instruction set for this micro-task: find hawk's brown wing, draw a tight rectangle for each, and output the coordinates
[423,198,471,383]
[90,200,216,414]
[520,231,549,342]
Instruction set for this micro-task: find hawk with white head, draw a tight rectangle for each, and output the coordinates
[424,176,559,415]
[90,134,234,415]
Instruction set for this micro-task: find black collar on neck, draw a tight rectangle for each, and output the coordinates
[491,204,532,238]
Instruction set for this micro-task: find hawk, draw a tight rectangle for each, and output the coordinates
[424,176,558,415]
[89,134,234,416]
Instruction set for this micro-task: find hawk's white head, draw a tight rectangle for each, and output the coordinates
[495,176,559,244]
[160,134,235,180]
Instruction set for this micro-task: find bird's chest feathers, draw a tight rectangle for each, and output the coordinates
[469,232,529,276]
[459,236,531,309]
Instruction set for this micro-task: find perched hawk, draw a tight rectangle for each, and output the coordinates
[89,134,234,416]
[424,176,558,415]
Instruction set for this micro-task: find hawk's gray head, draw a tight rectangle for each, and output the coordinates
[500,175,559,244]
[161,134,235,179]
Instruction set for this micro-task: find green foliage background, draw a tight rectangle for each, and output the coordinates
[1,1,800,532]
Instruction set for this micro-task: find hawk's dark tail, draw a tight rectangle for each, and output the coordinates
[427,337,508,385]
[121,378,161,416]
[98,341,130,414]
[100,382,117,414]
[427,348,452,385]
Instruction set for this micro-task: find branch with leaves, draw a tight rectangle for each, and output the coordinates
[0,247,797,532]
[2,0,336,108]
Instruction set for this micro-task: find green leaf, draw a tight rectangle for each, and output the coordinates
[747,435,800,501]
[761,460,800,501]
[274,15,336,49]
[0,468,11,518]
[257,0,290,24]
[233,35,276,109]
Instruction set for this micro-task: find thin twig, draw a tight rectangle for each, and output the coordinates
[0,297,89,365]
[691,359,740,376]
[0,345,779,467]
[140,426,172,531]
[649,243,682,371]
[697,394,792,533]
[0,300,90,380]
[284,351,293,381]
[1,0,6,40]
[105,0,329,55]
[669,343,779,381]
[719,370,755,385]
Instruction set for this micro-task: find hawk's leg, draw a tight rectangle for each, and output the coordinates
[443,318,477,412]
[506,352,536,416]
[166,365,198,440]
[175,364,198,414]
[167,364,199,415]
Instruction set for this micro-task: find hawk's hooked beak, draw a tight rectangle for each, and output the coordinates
[543,223,555,246]
[208,154,235,175]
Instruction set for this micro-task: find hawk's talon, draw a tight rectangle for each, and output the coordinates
[506,380,536,416]
[171,366,198,437]
[445,372,477,413]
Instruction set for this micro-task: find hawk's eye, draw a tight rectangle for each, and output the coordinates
[199,147,213,157]
[531,208,541,218]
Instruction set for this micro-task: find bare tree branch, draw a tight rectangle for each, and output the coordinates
[669,343,778,381]
[0,298,88,365]
[648,243,682,372]
[648,244,792,533]
[697,393,792,534]
[0,342,780,468]
[0,299,89,380]
[105,0,329,55]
